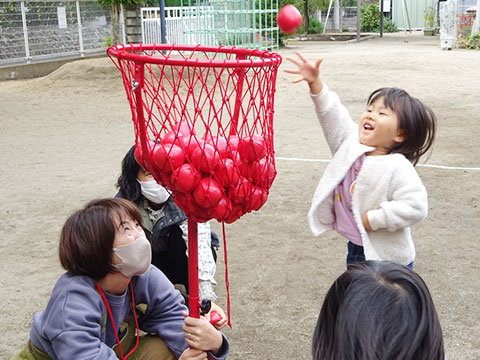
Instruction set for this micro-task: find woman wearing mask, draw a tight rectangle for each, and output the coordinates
[12,198,229,360]
[115,145,227,329]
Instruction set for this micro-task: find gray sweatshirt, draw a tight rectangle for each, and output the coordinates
[29,265,229,359]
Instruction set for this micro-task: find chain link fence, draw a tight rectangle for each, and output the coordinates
[0,0,115,67]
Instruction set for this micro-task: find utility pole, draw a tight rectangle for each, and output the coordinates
[159,0,166,44]
[356,0,361,41]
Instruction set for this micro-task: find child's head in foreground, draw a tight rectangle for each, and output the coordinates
[313,260,444,360]
[360,87,436,165]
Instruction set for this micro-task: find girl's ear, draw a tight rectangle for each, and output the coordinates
[394,130,405,144]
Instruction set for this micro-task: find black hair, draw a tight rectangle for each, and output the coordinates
[367,88,436,166]
[312,261,445,360]
[116,145,142,204]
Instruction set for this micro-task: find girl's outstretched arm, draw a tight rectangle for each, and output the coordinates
[285,51,323,95]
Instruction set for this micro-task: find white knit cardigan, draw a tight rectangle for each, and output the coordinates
[307,83,428,265]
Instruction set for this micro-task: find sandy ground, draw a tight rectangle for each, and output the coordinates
[1,32,479,359]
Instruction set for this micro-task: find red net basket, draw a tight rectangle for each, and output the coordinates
[108,44,282,224]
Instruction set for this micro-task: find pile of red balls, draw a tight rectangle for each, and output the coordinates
[135,121,276,223]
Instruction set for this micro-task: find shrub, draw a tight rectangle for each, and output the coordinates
[383,18,398,33]
[458,33,480,50]
[361,4,379,32]
[360,4,398,33]
[424,6,436,28]
[308,18,324,34]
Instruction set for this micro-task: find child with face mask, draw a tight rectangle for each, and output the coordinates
[12,198,230,360]
[115,145,227,329]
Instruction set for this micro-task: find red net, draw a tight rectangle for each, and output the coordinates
[108,44,282,224]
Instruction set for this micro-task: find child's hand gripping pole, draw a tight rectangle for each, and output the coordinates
[200,299,223,325]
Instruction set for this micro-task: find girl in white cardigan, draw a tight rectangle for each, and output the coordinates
[285,52,437,268]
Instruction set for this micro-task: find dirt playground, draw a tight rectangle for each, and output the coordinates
[1,31,479,359]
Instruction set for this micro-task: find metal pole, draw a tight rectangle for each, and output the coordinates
[159,0,167,44]
[402,0,412,33]
[120,4,126,44]
[356,0,361,41]
[334,0,340,32]
[20,1,30,64]
[188,218,200,318]
[323,0,334,34]
[380,0,384,38]
[76,1,84,57]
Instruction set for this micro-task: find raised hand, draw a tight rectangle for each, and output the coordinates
[285,51,324,94]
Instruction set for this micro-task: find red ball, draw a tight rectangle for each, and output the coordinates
[238,134,267,162]
[178,134,200,161]
[251,158,276,188]
[172,163,201,193]
[191,142,220,173]
[230,177,251,205]
[212,196,232,222]
[227,135,240,155]
[151,142,186,173]
[161,129,178,144]
[277,5,302,34]
[174,192,199,214]
[204,134,228,158]
[193,177,223,208]
[245,185,268,212]
[214,158,240,188]
[173,120,196,136]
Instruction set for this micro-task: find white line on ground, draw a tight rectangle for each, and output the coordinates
[275,157,480,171]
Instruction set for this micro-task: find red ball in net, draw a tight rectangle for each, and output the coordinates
[277,5,302,34]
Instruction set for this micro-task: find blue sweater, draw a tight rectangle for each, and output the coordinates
[29,265,229,359]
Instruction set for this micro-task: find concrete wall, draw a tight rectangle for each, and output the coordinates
[0,54,105,81]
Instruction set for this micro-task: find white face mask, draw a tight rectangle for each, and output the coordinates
[113,236,152,277]
[138,179,170,204]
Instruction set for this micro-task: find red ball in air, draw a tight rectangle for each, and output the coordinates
[277,5,302,34]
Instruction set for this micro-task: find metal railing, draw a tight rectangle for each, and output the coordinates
[0,0,115,67]
[141,1,279,51]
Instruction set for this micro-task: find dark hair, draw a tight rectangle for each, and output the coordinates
[312,261,445,360]
[367,88,436,165]
[58,198,143,280]
[117,145,142,204]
